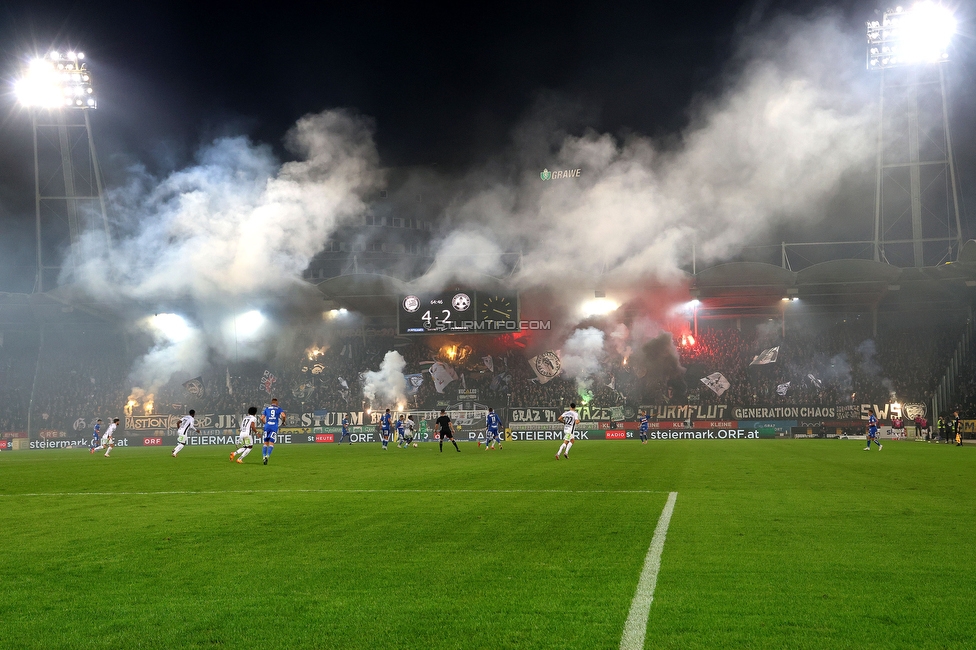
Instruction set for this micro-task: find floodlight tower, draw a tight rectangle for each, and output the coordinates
[15,50,109,292]
[866,2,961,268]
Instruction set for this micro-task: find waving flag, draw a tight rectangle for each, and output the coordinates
[260,370,277,394]
[750,346,780,365]
[701,372,730,396]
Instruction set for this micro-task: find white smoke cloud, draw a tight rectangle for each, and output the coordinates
[362,350,407,406]
[560,327,606,393]
[430,14,874,289]
[58,13,879,398]
[61,110,379,389]
[66,110,377,301]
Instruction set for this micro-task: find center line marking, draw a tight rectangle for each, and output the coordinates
[620,491,678,650]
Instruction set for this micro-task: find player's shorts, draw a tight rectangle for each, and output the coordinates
[487,429,499,439]
[177,433,188,444]
[239,434,253,447]
[868,430,878,438]
[440,430,454,439]
[563,429,575,442]
[264,431,277,444]
[101,435,112,445]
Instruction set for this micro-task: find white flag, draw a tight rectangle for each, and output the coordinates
[776,381,791,396]
[750,346,780,365]
[807,373,823,389]
[528,351,561,385]
[482,355,494,372]
[429,362,458,393]
[700,372,730,396]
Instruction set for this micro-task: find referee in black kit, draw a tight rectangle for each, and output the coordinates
[436,409,460,452]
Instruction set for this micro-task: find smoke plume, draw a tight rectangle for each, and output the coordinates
[59,13,878,396]
[61,110,379,389]
[362,351,408,406]
[559,327,606,394]
[429,14,873,289]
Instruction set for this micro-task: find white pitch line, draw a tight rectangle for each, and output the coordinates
[0,488,668,498]
[620,491,678,650]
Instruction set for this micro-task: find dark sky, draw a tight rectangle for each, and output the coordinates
[0,0,973,290]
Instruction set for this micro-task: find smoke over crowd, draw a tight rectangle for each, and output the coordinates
[58,12,877,395]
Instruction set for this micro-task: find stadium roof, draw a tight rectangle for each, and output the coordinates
[0,290,114,327]
[692,257,976,317]
[315,273,409,317]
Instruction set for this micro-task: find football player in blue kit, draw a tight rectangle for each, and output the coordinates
[262,398,286,464]
[92,419,102,448]
[484,407,502,450]
[864,408,882,451]
[639,410,649,444]
[338,415,352,444]
[380,408,392,450]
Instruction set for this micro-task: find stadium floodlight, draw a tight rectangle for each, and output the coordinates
[234,310,266,338]
[580,298,619,317]
[150,313,192,342]
[14,52,97,109]
[866,2,956,69]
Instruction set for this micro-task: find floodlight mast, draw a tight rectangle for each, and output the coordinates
[866,3,961,268]
[15,50,109,292]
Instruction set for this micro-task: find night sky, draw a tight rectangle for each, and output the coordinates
[0,0,973,291]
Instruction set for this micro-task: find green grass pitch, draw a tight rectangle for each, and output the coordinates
[1,440,974,649]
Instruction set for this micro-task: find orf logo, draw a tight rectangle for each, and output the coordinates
[605,430,627,439]
[540,168,551,181]
[143,438,163,446]
[904,403,926,420]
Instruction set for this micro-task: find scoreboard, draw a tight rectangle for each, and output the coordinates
[398,290,520,335]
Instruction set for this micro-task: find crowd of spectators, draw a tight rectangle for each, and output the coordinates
[1,317,969,437]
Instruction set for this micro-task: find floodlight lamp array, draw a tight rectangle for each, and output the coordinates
[866,2,956,69]
[14,50,96,109]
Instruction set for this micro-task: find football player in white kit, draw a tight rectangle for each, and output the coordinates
[231,406,258,463]
[171,410,198,457]
[90,418,119,457]
[555,402,580,460]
